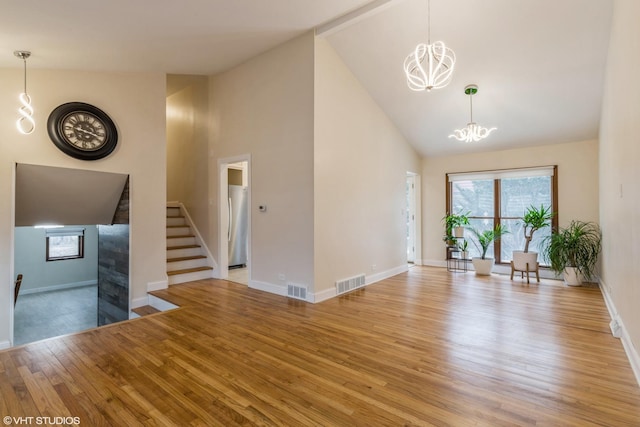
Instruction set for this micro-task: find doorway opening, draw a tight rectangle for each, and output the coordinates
[12,164,130,346]
[406,173,419,265]
[218,157,251,285]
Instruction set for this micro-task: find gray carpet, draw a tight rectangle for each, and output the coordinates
[13,285,97,346]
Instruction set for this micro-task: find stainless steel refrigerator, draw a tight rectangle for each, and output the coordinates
[228,185,248,268]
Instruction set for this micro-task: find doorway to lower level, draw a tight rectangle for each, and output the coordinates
[218,156,251,285]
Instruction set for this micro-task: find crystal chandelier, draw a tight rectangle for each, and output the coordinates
[15,50,35,135]
[403,0,455,92]
[449,84,496,142]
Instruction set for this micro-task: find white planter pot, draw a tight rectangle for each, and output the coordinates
[472,257,495,275]
[460,250,469,260]
[563,267,582,286]
[453,226,465,238]
[512,251,538,271]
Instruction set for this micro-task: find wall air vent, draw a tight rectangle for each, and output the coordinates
[336,274,366,296]
[287,283,308,301]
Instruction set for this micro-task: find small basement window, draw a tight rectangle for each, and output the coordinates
[46,227,85,261]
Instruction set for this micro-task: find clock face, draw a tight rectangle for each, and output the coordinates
[61,111,107,151]
[47,102,118,161]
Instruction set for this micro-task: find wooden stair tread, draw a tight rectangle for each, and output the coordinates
[167,234,196,239]
[167,255,207,263]
[132,305,161,316]
[167,244,201,250]
[167,266,213,276]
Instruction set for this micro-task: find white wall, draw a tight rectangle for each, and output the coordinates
[599,0,640,382]
[166,75,210,240]
[421,140,599,265]
[209,32,315,294]
[0,68,167,348]
[14,226,98,293]
[313,39,421,299]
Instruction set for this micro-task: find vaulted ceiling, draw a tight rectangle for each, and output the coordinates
[1,0,614,157]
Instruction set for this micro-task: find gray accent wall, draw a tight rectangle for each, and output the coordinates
[97,224,129,326]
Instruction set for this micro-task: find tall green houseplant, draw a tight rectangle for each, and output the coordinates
[543,220,601,285]
[521,205,554,253]
[469,224,509,275]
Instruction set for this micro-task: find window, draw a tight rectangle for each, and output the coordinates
[446,166,557,264]
[46,227,85,261]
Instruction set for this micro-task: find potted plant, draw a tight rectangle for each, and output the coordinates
[458,239,469,260]
[542,220,601,286]
[442,211,470,244]
[469,224,509,275]
[512,205,554,272]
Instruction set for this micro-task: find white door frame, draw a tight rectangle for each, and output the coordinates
[406,172,422,265]
[217,155,251,280]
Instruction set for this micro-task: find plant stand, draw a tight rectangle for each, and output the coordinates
[510,260,539,284]
[446,244,469,273]
[447,256,469,273]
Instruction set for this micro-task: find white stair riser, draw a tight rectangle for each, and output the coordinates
[167,217,186,227]
[167,246,202,258]
[169,269,213,285]
[167,236,196,246]
[167,258,209,271]
[167,226,191,237]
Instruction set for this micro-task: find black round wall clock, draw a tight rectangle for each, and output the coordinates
[47,102,118,161]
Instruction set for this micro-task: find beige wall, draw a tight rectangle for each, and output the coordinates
[166,75,210,239]
[0,69,167,348]
[421,140,599,265]
[599,0,640,380]
[313,39,421,298]
[209,32,315,293]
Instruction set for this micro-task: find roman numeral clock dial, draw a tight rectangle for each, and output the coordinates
[47,102,118,160]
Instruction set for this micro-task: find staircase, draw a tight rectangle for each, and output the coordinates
[166,205,213,285]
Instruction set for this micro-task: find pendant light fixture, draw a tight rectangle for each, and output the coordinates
[15,50,35,135]
[449,84,496,142]
[403,0,456,92]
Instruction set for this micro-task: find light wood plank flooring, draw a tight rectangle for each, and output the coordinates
[1,267,639,426]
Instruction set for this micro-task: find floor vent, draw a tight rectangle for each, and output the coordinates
[336,274,366,295]
[287,283,308,301]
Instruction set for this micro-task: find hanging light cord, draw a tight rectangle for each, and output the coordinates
[15,50,35,135]
[427,0,431,44]
[22,56,27,94]
[469,92,473,123]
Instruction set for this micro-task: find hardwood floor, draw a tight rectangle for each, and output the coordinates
[1,267,639,426]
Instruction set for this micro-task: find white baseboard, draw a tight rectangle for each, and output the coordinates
[249,280,287,297]
[0,340,10,350]
[599,279,640,387]
[313,264,409,304]
[130,296,148,309]
[366,264,408,285]
[313,287,335,303]
[147,280,168,292]
[423,259,447,268]
[20,280,97,295]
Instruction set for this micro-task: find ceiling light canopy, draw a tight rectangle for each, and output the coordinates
[15,50,35,135]
[403,0,455,92]
[449,84,496,143]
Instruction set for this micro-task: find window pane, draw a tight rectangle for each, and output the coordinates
[451,179,494,217]
[500,176,552,217]
[48,236,80,259]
